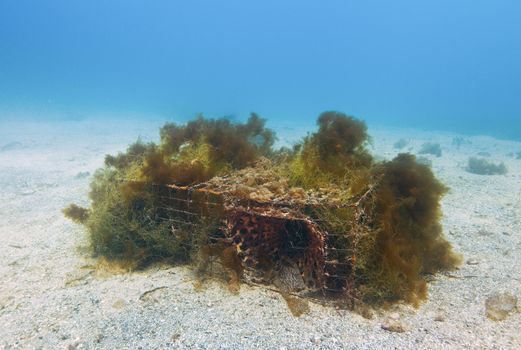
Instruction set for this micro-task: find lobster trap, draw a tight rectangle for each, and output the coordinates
[64,114,461,310]
[150,178,375,304]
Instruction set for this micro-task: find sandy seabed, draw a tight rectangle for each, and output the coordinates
[0,118,520,349]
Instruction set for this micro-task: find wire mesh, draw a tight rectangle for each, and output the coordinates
[146,182,367,302]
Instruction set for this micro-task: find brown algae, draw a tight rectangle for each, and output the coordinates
[65,112,461,308]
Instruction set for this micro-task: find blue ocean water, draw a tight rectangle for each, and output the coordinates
[1,0,520,139]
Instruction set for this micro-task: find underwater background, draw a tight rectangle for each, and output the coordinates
[2,2,521,348]
[1,0,520,139]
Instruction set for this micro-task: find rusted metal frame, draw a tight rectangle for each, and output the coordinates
[150,181,367,299]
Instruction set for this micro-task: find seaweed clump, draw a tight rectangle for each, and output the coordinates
[287,111,373,189]
[104,113,276,186]
[452,137,471,148]
[62,204,89,224]
[69,114,275,266]
[393,138,408,150]
[419,142,442,157]
[359,154,461,304]
[466,157,507,175]
[65,111,460,308]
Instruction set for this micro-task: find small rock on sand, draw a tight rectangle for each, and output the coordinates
[466,258,479,265]
[74,171,90,179]
[485,292,518,321]
[381,318,408,333]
